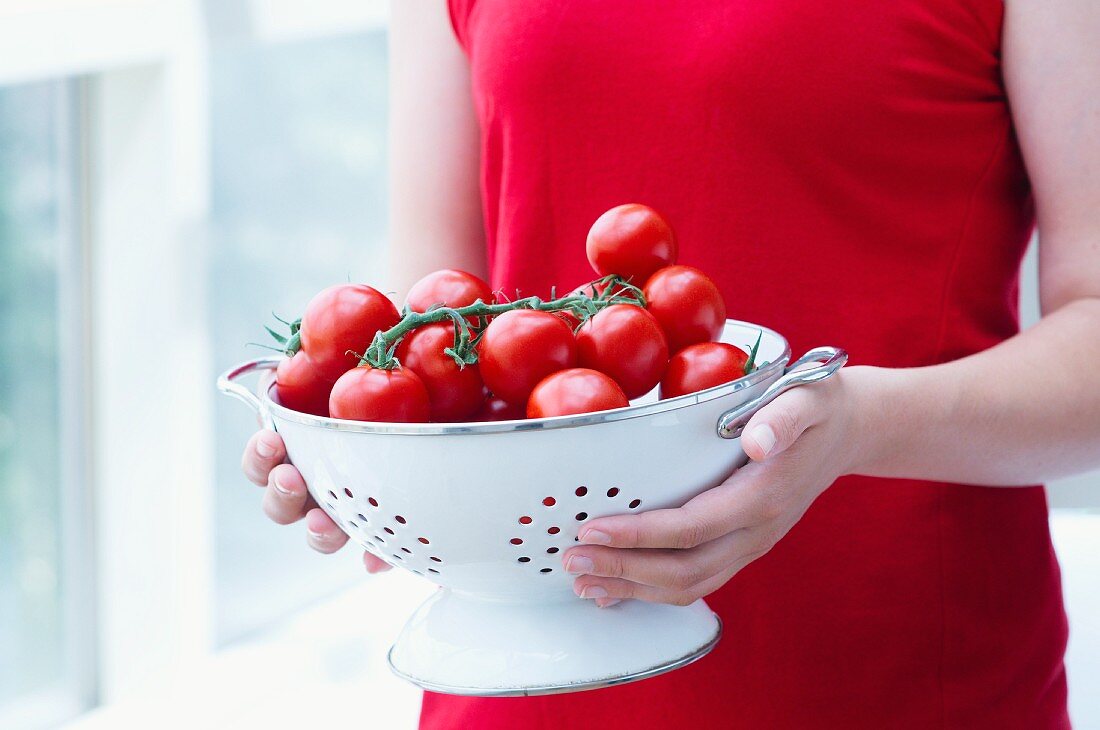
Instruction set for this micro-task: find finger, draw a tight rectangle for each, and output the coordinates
[261,464,310,525]
[305,508,349,554]
[573,552,761,607]
[579,475,778,550]
[363,551,392,574]
[564,528,757,590]
[741,386,824,462]
[242,430,286,485]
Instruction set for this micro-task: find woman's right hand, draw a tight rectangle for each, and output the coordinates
[241,429,392,573]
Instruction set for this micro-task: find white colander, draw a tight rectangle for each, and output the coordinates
[218,320,846,696]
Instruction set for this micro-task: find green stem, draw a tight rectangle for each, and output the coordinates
[361,276,644,369]
[743,330,763,375]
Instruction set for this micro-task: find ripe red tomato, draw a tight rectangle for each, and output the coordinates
[575,304,668,398]
[570,280,609,299]
[527,368,629,418]
[660,342,749,399]
[395,322,485,422]
[406,269,493,312]
[328,366,431,423]
[300,284,400,379]
[586,204,677,284]
[472,394,526,421]
[553,309,583,332]
[274,351,334,416]
[643,265,726,353]
[478,310,578,405]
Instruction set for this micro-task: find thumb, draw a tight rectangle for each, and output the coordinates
[740,388,818,462]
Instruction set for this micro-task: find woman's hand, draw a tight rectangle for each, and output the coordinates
[564,367,878,608]
[241,429,392,573]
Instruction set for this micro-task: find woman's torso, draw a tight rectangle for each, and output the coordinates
[421,2,1069,727]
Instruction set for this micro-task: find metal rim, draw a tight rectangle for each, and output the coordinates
[255,321,790,436]
[385,614,722,697]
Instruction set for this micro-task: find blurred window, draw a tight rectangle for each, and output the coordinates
[0,79,86,724]
[208,30,390,643]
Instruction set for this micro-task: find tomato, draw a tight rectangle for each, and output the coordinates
[300,284,400,379]
[274,351,334,416]
[643,265,726,353]
[575,304,668,398]
[586,204,677,284]
[395,322,485,422]
[472,394,526,421]
[553,309,583,332]
[527,368,629,418]
[477,310,578,405]
[660,342,749,399]
[570,280,609,299]
[328,366,431,422]
[406,269,493,313]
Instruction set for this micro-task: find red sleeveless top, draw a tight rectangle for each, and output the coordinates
[422,2,1069,727]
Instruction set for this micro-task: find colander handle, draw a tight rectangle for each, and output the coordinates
[716,346,848,439]
[216,357,282,429]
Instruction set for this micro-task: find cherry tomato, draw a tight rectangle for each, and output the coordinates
[472,394,526,421]
[478,310,578,405]
[328,366,430,423]
[300,284,400,379]
[406,269,493,313]
[643,265,726,353]
[659,342,749,399]
[586,204,677,284]
[576,304,668,398]
[395,322,485,422]
[274,351,333,417]
[553,309,583,332]
[570,280,610,299]
[527,368,629,418]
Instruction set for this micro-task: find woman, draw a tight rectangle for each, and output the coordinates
[241,1,1099,727]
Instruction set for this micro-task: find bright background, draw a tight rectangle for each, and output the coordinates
[0,2,1096,728]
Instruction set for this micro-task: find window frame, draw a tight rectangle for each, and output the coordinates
[0,0,389,722]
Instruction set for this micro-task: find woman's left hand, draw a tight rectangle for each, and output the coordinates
[564,367,878,607]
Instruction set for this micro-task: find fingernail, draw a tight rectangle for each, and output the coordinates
[256,434,276,459]
[581,585,608,599]
[307,530,326,542]
[271,475,293,496]
[566,556,594,574]
[580,530,611,545]
[597,598,622,609]
[749,424,776,456]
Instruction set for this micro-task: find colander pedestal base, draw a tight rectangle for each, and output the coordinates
[387,588,721,696]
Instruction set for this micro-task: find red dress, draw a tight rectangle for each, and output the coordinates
[421,2,1070,727]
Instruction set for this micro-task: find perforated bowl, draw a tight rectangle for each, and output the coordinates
[218,320,845,695]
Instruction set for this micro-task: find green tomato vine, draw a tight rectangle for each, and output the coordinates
[266,274,647,370]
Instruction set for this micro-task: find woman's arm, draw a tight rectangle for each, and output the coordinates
[241,0,483,563]
[389,0,486,295]
[850,0,1100,485]
[565,0,1100,606]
